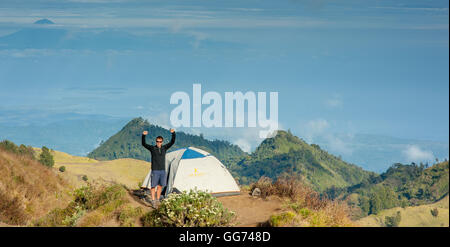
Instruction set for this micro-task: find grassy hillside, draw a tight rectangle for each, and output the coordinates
[54,158,150,189]
[357,195,449,227]
[34,147,150,189]
[328,161,449,218]
[229,130,374,192]
[87,117,246,165]
[33,147,99,164]
[0,143,72,225]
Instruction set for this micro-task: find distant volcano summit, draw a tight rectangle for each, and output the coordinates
[34,18,54,25]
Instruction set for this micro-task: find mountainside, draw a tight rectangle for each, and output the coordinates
[229,130,374,192]
[328,161,449,218]
[87,117,246,164]
[357,195,449,227]
[0,142,71,225]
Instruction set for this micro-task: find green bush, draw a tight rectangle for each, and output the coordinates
[39,146,54,168]
[74,184,125,210]
[0,140,36,160]
[82,175,88,182]
[35,183,128,226]
[269,211,296,226]
[33,202,84,227]
[118,206,144,227]
[59,166,66,172]
[430,208,439,217]
[141,190,235,227]
[250,176,275,199]
[385,211,401,227]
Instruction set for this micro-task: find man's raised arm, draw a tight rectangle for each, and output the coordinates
[142,131,153,151]
[164,129,176,149]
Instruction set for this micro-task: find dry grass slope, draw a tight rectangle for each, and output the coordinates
[33,147,151,189]
[245,176,354,227]
[357,195,449,227]
[54,158,151,189]
[0,149,72,225]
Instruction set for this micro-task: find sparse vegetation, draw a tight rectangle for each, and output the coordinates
[327,161,449,218]
[430,208,439,217]
[0,141,70,226]
[356,195,449,227]
[118,206,144,227]
[141,190,235,227]
[385,211,401,227]
[0,140,35,160]
[34,183,131,227]
[256,175,352,227]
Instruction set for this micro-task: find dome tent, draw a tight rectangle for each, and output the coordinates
[141,147,240,197]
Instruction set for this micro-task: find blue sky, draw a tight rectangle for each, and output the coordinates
[0,0,448,157]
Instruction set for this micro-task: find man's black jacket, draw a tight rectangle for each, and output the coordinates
[142,132,176,171]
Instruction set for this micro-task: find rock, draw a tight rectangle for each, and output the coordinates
[252,188,261,197]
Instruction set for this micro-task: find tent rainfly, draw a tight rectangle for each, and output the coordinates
[141,147,240,197]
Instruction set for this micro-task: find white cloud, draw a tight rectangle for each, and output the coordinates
[298,118,354,156]
[324,94,343,108]
[403,145,434,162]
[373,7,449,12]
[303,119,329,142]
[234,138,252,153]
[324,134,353,156]
[144,112,171,130]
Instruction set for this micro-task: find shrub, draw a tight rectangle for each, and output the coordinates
[59,166,66,172]
[39,146,54,168]
[75,184,128,227]
[265,175,352,227]
[33,202,84,227]
[118,206,144,227]
[35,183,129,226]
[0,190,29,225]
[385,211,401,227]
[430,208,439,217]
[250,176,275,199]
[273,175,302,199]
[82,175,88,182]
[0,140,35,160]
[251,175,327,208]
[269,211,296,227]
[74,184,126,210]
[141,190,235,227]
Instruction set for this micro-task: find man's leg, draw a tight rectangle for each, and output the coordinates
[151,187,156,201]
[150,170,159,202]
[156,185,162,200]
[157,170,167,201]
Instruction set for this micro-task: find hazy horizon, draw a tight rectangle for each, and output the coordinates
[0,0,448,170]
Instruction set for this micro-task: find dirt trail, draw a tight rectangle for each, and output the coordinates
[125,190,284,227]
[218,193,284,227]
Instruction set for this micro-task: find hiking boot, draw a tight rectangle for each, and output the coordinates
[133,189,145,198]
[149,199,157,208]
[143,189,150,196]
[143,196,153,205]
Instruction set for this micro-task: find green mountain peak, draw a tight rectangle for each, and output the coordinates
[87,117,246,163]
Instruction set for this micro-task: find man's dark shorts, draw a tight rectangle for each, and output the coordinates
[151,170,167,187]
